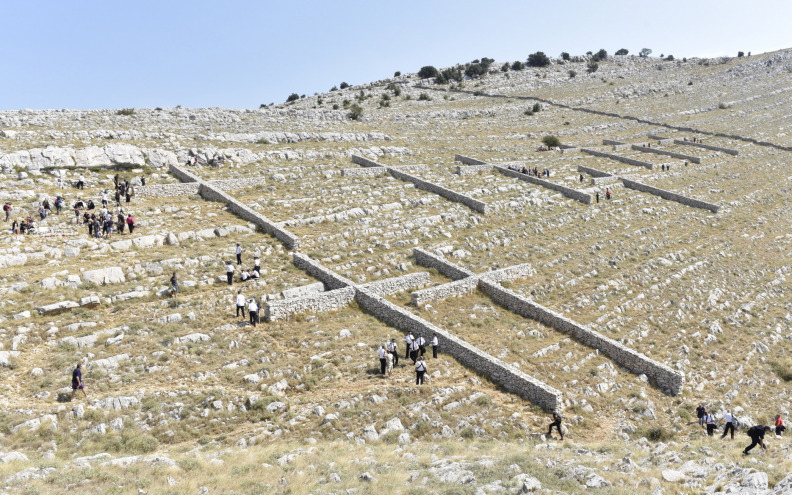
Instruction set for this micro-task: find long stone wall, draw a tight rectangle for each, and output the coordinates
[601,140,631,150]
[292,252,357,290]
[581,148,654,170]
[354,289,563,410]
[621,179,720,213]
[481,263,536,283]
[577,165,613,178]
[478,280,684,394]
[169,163,202,183]
[362,272,430,296]
[412,248,474,280]
[631,144,701,164]
[453,154,487,166]
[410,278,479,306]
[264,287,356,321]
[648,134,739,156]
[494,165,592,204]
[350,155,489,214]
[455,164,494,175]
[341,167,388,177]
[211,177,269,190]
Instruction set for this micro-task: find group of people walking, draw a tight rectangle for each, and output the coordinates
[696,404,785,455]
[376,332,439,384]
[234,289,263,327]
[506,164,551,178]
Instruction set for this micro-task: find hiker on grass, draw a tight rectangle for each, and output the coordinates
[404,332,414,359]
[235,290,246,318]
[126,213,135,234]
[410,338,420,364]
[225,261,235,285]
[416,334,426,357]
[248,298,258,327]
[415,356,427,385]
[71,363,87,400]
[387,338,399,366]
[378,345,387,375]
[696,404,706,427]
[548,410,564,440]
[385,348,394,379]
[236,243,243,265]
[705,412,717,436]
[722,410,736,440]
[170,272,179,295]
[775,415,786,436]
[3,202,11,221]
[744,425,771,455]
[431,334,439,359]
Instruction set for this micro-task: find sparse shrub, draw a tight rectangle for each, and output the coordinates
[394,71,401,77]
[126,433,159,453]
[286,93,299,103]
[718,102,730,109]
[527,51,550,67]
[737,51,744,58]
[418,66,439,79]
[665,54,674,61]
[688,81,693,85]
[771,360,792,381]
[465,63,485,77]
[639,48,652,57]
[342,99,350,108]
[501,62,510,72]
[460,427,475,439]
[332,103,339,110]
[472,90,483,96]
[339,82,350,89]
[330,86,338,91]
[587,61,599,73]
[524,110,534,116]
[348,104,363,120]
[542,135,561,147]
[568,70,577,78]
[638,426,675,442]
[116,108,135,116]
[511,61,525,71]
[532,103,541,113]
[615,48,629,56]
[475,395,492,406]
[418,92,431,101]
[560,52,570,61]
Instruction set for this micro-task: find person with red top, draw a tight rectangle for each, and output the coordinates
[775,415,786,436]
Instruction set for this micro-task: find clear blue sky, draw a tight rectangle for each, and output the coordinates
[2,0,789,110]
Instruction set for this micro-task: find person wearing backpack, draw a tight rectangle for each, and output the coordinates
[415,356,427,385]
[548,411,564,440]
[744,425,771,455]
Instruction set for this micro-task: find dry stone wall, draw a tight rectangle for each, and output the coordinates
[410,278,479,306]
[577,165,613,178]
[631,144,701,164]
[581,148,654,170]
[264,287,356,321]
[350,155,489,214]
[494,165,592,204]
[136,183,200,198]
[478,280,684,394]
[621,179,720,213]
[648,134,739,156]
[354,289,563,410]
[362,272,430,296]
[412,248,474,280]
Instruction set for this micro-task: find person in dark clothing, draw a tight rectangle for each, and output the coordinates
[378,345,387,375]
[117,213,125,234]
[744,426,771,455]
[596,192,600,203]
[722,411,736,440]
[696,404,706,427]
[170,272,179,295]
[71,363,87,399]
[548,411,564,440]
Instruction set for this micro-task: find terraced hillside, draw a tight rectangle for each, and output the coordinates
[2,49,792,494]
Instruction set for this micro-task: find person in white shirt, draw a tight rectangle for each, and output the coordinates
[431,334,439,359]
[235,290,246,318]
[254,256,260,272]
[248,298,258,326]
[236,243,243,265]
[722,411,736,440]
[251,268,260,279]
[415,356,427,385]
[404,332,414,359]
[416,334,426,357]
[101,190,108,208]
[241,270,250,282]
[387,338,399,366]
[410,339,420,364]
[77,174,85,190]
[226,261,235,285]
[705,412,717,437]
[378,345,387,375]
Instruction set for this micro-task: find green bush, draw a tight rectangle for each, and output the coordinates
[418,66,439,78]
[637,426,675,442]
[542,135,561,147]
[639,48,652,57]
[737,51,744,58]
[527,51,550,67]
[394,71,401,77]
[339,82,350,89]
[116,108,135,116]
[348,104,363,120]
[332,103,339,110]
[501,62,510,72]
[560,52,570,61]
[568,70,577,78]
[532,103,541,112]
[592,49,608,62]
[418,92,431,101]
[615,48,629,56]
[286,93,299,103]
[464,63,485,77]
[771,361,792,381]
[511,61,525,71]
[587,61,599,73]
[665,54,674,61]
